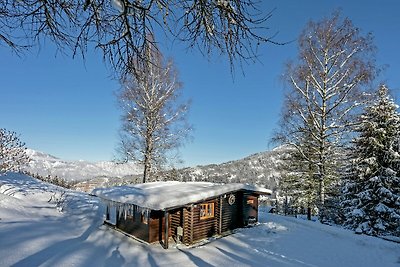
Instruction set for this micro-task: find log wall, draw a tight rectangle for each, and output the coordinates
[170,208,184,242]
[220,192,242,233]
[107,190,261,246]
[192,200,219,242]
[117,210,149,242]
[183,206,191,245]
[181,192,247,245]
[148,210,171,243]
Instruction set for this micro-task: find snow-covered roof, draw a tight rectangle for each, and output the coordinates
[92,181,271,210]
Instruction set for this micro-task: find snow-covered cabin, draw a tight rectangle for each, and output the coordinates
[92,181,271,248]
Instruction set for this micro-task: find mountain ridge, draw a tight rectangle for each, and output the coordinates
[169,146,287,193]
[22,147,287,194]
[23,149,143,182]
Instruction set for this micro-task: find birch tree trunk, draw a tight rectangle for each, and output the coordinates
[118,41,191,183]
[273,11,378,221]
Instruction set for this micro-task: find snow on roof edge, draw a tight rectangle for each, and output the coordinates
[92,181,271,210]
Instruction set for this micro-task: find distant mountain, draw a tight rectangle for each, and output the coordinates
[168,146,288,195]
[23,149,142,182]
[23,147,287,194]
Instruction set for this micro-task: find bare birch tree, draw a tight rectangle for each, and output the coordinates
[273,12,378,221]
[118,45,191,183]
[0,128,30,174]
[0,0,277,78]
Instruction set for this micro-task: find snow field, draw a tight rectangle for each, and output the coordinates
[0,173,399,267]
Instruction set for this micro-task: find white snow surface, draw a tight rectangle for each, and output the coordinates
[1,173,399,267]
[92,181,272,210]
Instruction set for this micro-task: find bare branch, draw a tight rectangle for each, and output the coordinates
[117,41,191,182]
[1,0,280,78]
[0,128,30,174]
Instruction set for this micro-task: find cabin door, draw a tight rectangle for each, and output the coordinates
[170,208,184,243]
[243,195,258,226]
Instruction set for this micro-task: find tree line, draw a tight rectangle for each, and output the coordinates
[273,12,399,238]
[25,171,79,189]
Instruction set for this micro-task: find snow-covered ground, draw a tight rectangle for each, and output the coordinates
[0,173,399,267]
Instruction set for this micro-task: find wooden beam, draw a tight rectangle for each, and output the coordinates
[106,205,110,221]
[219,196,223,234]
[116,207,119,227]
[190,204,194,245]
[164,210,169,249]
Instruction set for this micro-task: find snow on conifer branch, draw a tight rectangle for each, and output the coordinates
[273,11,378,222]
[341,84,400,237]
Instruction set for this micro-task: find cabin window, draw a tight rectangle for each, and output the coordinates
[200,203,215,220]
[128,205,135,221]
[247,199,254,204]
[105,203,117,225]
[141,210,149,224]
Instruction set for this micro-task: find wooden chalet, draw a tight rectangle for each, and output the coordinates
[92,181,271,249]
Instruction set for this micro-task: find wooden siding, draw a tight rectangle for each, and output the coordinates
[116,209,149,242]
[148,210,171,243]
[220,192,242,233]
[170,208,184,242]
[183,206,191,245]
[104,189,262,247]
[192,199,219,242]
[182,202,220,245]
[180,192,254,245]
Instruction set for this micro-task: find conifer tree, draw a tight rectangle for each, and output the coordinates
[273,12,377,221]
[278,132,319,219]
[341,85,400,237]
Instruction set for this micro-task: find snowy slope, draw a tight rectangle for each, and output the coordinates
[1,173,398,267]
[23,149,142,181]
[22,147,288,193]
[169,145,290,195]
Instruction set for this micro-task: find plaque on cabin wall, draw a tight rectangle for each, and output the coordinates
[228,194,235,205]
[177,226,183,236]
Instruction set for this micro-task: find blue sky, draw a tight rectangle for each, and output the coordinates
[1,0,399,167]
